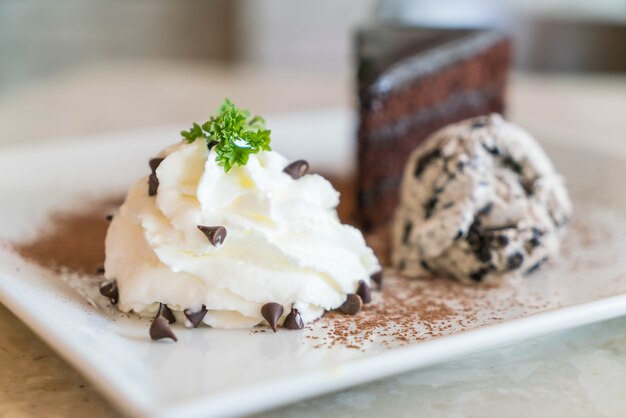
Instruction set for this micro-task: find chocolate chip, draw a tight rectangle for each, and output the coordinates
[478,203,493,216]
[356,280,371,304]
[469,268,488,282]
[105,214,113,222]
[197,225,227,247]
[467,221,483,248]
[99,280,118,304]
[340,294,362,315]
[149,158,164,172]
[96,265,105,275]
[478,247,492,263]
[147,158,165,196]
[183,305,207,328]
[283,160,309,179]
[501,155,524,175]
[413,149,441,177]
[157,303,176,324]
[402,222,412,244]
[497,235,510,246]
[525,257,548,275]
[522,179,535,196]
[370,270,383,290]
[424,197,438,219]
[148,173,159,196]
[507,252,525,270]
[283,307,304,330]
[528,228,543,248]
[481,143,501,155]
[261,302,283,332]
[150,316,177,342]
[472,118,486,129]
[148,303,177,341]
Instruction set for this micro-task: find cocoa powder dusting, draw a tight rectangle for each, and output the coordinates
[12,196,123,275]
[6,177,626,351]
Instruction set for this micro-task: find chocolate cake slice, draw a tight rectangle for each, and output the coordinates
[356,26,511,231]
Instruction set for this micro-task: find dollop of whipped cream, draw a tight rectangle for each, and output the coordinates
[105,139,380,328]
[392,114,572,284]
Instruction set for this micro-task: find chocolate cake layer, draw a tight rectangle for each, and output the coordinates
[356,26,511,230]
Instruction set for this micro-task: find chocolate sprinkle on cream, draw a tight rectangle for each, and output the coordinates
[261,302,284,332]
[148,173,159,196]
[340,294,362,315]
[283,307,304,330]
[283,160,309,180]
[150,316,177,342]
[149,158,164,172]
[147,158,165,196]
[99,280,118,304]
[356,280,372,304]
[183,305,208,328]
[197,225,227,247]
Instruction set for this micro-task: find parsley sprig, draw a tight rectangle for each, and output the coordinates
[181,99,271,172]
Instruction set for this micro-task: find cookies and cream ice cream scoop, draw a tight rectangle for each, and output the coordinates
[392,114,572,284]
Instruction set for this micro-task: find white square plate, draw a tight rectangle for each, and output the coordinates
[1,110,625,418]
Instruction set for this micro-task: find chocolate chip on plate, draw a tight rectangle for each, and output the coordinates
[283,307,304,330]
[183,305,208,328]
[283,160,309,180]
[150,316,177,342]
[370,270,383,290]
[340,294,362,315]
[99,280,118,304]
[356,280,371,304]
[261,302,284,332]
[197,225,227,247]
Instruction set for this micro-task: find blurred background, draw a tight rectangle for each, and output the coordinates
[0,0,624,143]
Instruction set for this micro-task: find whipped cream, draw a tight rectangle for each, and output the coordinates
[392,114,572,284]
[105,139,380,328]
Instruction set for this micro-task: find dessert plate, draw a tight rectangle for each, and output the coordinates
[1,109,626,418]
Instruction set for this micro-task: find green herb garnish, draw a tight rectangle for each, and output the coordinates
[181,99,271,172]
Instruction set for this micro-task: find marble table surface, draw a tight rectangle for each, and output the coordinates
[0,62,625,418]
